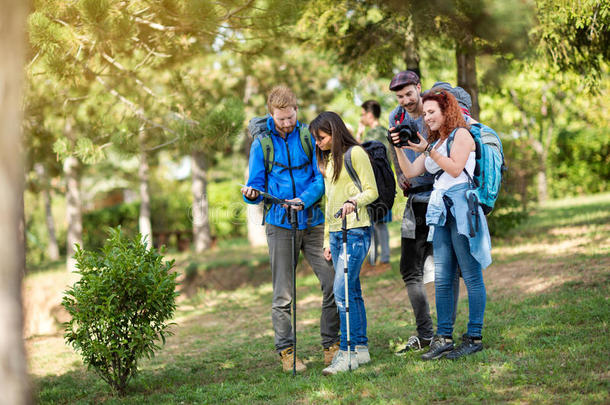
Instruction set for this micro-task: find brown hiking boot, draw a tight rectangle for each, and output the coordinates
[324,342,340,365]
[279,347,306,372]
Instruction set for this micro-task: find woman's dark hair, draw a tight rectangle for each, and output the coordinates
[309,111,359,183]
[421,88,469,144]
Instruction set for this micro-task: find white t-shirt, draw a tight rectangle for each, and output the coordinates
[424,138,476,190]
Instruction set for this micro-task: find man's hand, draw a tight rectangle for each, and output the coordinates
[282,197,304,210]
[388,127,400,148]
[241,186,260,200]
[356,121,365,142]
[324,247,332,261]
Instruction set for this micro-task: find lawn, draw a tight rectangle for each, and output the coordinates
[27,193,610,404]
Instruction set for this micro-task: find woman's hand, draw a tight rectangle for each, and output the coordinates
[405,132,429,153]
[341,200,356,218]
[324,247,332,261]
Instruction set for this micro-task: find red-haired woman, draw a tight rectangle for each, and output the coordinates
[390,89,492,361]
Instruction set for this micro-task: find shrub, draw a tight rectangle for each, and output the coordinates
[62,227,178,396]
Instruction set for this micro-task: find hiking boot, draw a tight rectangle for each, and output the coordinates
[445,335,483,360]
[421,335,454,361]
[395,335,432,356]
[324,342,340,365]
[355,345,370,364]
[322,350,358,375]
[279,347,306,372]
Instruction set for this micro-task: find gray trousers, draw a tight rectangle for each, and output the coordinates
[266,223,340,352]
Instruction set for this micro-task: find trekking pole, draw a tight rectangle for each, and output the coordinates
[335,208,351,371]
[287,204,301,377]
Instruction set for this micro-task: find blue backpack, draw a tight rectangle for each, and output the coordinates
[442,122,506,215]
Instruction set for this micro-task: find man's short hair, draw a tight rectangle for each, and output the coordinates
[389,70,421,92]
[267,85,297,114]
[361,100,381,119]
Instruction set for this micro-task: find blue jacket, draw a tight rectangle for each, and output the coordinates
[243,116,325,230]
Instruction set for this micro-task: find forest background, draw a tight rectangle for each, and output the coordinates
[1,0,608,402]
[23,0,609,272]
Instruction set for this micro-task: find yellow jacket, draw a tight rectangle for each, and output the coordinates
[324,146,378,249]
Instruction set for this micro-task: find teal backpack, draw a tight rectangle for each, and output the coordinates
[441,122,506,215]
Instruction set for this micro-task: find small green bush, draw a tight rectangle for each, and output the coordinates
[62,227,178,396]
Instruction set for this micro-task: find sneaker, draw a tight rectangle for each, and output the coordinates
[279,347,306,372]
[395,335,432,356]
[421,335,454,361]
[324,342,340,365]
[355,345,370,364]
[445,335,483,360]
[322,350,358,375]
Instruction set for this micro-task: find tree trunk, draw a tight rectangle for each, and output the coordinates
[64,155,82,272]
[0,0,32,401]
[34,164,60,260]
[403,30,421,78]
[456,36,480,120]
[245,165,267,247]
[138,129,153,250]
[242,123,266,247]
[191,151,211,253]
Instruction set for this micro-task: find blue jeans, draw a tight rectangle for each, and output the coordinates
[330,226,371,351]
[433,212,486,338]
[370,222,390,264]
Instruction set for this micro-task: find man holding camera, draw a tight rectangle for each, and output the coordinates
[387,71,437,354]
[241,85,340,372]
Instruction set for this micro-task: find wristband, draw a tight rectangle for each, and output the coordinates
[424,143,433,157]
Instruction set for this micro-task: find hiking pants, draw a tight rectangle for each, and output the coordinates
[266,223,340,352]
[400,202,460,340]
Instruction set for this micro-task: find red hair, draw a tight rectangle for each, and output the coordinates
[422,89,469,144]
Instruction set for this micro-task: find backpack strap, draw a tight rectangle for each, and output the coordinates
[299,126,314,162]
[393,106,406,126]
[343,146,361,221]
[344,146,361,191]
[433,127,474,187]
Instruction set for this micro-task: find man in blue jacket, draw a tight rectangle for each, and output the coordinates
[241,85,340,372]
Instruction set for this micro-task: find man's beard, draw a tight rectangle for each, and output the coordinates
[278,125,295,135]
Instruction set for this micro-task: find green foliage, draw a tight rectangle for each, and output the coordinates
[208,180,246,239]
[549,128,610,197]
[82,202,139,250]
[81,179,246,250]
[62,227,178,396]
[534,0,610,85]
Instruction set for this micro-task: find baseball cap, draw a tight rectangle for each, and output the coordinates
[389,70,420,91]
[431,81,472,113]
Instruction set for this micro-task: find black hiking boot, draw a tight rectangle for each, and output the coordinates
[445,335,483,360]
[421,335,454,361]
[395,335,432,356]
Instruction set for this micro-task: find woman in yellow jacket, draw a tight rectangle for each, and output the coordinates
[309,111,379,375]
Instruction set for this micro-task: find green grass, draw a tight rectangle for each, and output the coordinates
[30,193,610,404]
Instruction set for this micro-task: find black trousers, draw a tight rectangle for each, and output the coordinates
[399,202,435,340]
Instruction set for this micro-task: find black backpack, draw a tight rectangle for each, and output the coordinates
[344,141,396,223]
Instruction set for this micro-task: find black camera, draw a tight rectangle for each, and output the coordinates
[388,122,420,147]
